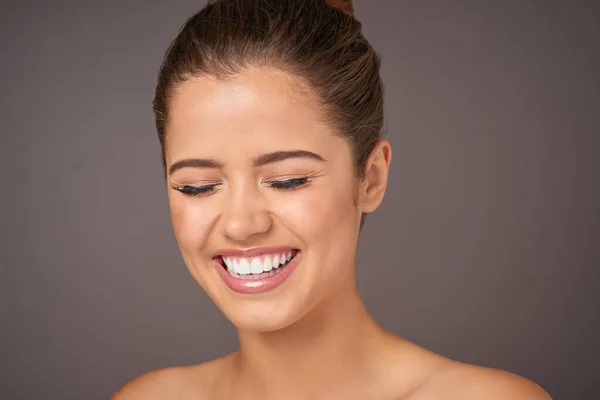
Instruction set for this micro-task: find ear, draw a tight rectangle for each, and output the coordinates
[358,139,392,214]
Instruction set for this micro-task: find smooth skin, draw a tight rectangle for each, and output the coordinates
[113,68,551,400]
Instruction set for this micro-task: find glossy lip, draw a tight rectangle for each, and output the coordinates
[214,249,301,294]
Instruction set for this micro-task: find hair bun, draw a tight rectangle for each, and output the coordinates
[325,0,354,17]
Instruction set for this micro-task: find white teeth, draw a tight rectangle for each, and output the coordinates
[237,258,250,274]
[222,251,296,277]
[263,256,273,271]
[250,258,263,274]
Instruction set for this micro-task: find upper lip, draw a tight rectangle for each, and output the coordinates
[214,246,297,258]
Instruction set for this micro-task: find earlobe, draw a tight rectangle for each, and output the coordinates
[359,140,392,214]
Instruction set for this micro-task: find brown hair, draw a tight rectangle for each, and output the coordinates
[153,0,385,228]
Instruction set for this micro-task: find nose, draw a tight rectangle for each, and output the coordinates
[220,183,272,242]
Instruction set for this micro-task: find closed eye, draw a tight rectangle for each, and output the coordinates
[265,177,310,190]
[172,177,313,196]
[172,183,221,197]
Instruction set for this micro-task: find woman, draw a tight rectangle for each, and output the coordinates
[114,0,550,398]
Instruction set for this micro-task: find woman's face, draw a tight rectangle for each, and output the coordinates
[164,69,364,331]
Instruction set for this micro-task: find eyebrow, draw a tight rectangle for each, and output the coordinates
[168,150,326,175]
[168,158,224,175]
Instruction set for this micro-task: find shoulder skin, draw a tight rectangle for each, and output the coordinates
[413,361,552,400]
[111,366,207,400]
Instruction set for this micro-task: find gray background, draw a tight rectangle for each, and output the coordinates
[1,1,598,399]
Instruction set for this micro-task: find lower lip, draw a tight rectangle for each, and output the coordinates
[214,252,301,294]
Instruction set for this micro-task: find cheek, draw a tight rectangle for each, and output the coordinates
[274,177,359,242]
[168,195,213,252]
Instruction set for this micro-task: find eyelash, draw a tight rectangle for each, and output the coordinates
[172,177,311,197]
[264,177,310,190]
[173,184,221,197]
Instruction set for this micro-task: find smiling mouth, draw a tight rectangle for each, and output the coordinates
[215,249,299,280]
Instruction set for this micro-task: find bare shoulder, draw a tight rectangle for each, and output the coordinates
[111,366,192,400]
[111,355,233,400]
[415,360,552,400]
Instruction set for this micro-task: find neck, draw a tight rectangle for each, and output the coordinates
[231,276,392,398]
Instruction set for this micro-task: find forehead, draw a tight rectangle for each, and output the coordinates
[165,69,339,159]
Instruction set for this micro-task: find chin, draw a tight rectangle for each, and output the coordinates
[184,249,349,333]
[220,297,311,333]
[188,249,314,332]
